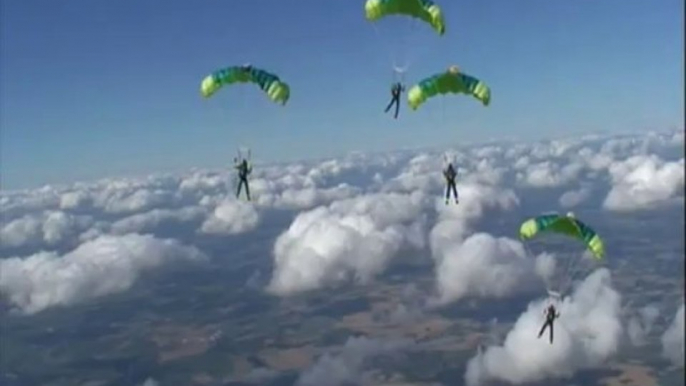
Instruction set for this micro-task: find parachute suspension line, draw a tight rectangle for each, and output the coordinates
[522,243,551,294]
[441,93,446,131]
[561,252,601,297]
[522,241,567,300]
[555,252,579,297]
[398,15,425,74]
[371,16,424,81]
[372,23,400,76]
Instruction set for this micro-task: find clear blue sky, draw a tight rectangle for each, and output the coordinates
[1,0,683,189]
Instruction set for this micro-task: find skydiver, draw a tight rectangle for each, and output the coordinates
[443,163,458,205]
[537,304,561,344]
[235,158,252,201]
[240,63,253,73]
[384,82,405,119]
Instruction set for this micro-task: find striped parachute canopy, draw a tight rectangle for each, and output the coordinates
[365,0,446,35]
[519,212,605,260]
[200,65,290,106]
[407,66,491,110]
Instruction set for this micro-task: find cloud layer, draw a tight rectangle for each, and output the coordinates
[1,130,682,329]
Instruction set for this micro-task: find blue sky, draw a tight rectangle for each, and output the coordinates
[1,0,683,189]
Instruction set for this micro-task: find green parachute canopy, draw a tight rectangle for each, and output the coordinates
[519,212,605,260]
[200,65,290,105]
[365,0,446,36]
[407,66,491,110]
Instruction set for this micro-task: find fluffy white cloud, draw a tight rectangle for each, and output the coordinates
[603,155,685,211]
[268,192,428,295]
[434,233,540,303]
[0,234,205,314]
[559,186,592,208]
[428,183,529,304]
[200,199,260,235]
[465,268,623,386]
[626,304,660,347]
[661,303,685,367]
[0,211,94,251]
[110,206,207,235]
[517,161,584,188]
[254,183,360,210]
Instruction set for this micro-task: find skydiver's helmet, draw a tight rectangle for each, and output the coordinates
[448,65,460,75]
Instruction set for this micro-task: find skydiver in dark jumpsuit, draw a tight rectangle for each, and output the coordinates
[384,82,405,119]
[443,163,458,205]
[235,158,252,201]
[538,304,561,344]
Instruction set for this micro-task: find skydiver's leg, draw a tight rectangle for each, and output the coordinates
[445,184,450,204]
[450,182,458,203]
[538,321,548,338]
[393,96,400,119]
[549,322,554,344]
[236,179,244,198]
[385,98,394,113]
[245,179,251,201]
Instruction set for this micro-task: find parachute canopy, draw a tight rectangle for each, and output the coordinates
[407,66,491,110]
[519,213,605,260]
[200,66,290,105]
[365,0,446,35]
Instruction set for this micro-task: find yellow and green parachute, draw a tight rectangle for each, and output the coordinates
[200,65,290,106]
[365,0,446,36]
[519,212,606,298]
[407,66,491,110]
[519,213,605,259]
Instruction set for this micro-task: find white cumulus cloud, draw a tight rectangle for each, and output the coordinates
[661,303,685,367]
[268,192,428,295]
[603,155,685,211]
[465,268,623,386]
[200,199,260,235]
[0,234,205,314]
